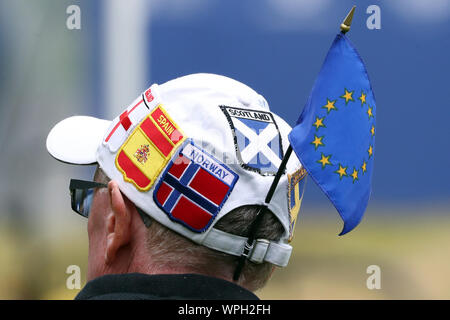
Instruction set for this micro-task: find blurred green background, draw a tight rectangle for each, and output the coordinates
[2,204,450,299]
[0,1,448,299]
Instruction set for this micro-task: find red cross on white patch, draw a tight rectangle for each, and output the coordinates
[104,97,149,152]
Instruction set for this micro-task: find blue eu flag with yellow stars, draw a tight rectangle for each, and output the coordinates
[288,33,376,235]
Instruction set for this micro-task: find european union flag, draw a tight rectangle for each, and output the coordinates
[288,33,376,235]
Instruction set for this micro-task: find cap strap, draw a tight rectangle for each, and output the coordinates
[202,228,292,267]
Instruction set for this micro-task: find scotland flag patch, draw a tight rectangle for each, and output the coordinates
[220,106,283,175]
[154,140,238,233]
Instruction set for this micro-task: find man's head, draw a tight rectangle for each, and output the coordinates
[47,73,306,292]
[87,166,285,291]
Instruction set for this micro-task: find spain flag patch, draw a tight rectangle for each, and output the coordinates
[115,105,185,191]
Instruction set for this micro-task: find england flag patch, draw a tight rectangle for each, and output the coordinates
[103,97,150,152]
[220,106,284,175]
[154,140,239,233]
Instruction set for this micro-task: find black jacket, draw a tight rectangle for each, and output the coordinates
[75,273,259,300]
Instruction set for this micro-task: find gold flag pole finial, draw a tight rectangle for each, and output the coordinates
[340,6,356,34]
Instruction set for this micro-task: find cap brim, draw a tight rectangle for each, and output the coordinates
[46,116,111,165]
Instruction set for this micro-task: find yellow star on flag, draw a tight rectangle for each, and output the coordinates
[371,125,375,136]
[367,106,373,119]
[368,145,373,158]
[341,88,354,105]
[317,153,332,168]
[322,99,337,114]
[311,135,324,150]
[351,168,359,182]
[313,117,325,130]
[359,92,366,106]
[361,161,367,173]
[335,164,348,179]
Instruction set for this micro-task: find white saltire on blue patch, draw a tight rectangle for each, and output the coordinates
[220,106,283,176]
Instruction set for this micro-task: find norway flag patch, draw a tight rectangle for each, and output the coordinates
[154,141,239,232]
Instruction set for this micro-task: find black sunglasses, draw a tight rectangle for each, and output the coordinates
[69,179,152,227]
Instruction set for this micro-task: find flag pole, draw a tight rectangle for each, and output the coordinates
[233,6,356,281]
[232,145,293,281]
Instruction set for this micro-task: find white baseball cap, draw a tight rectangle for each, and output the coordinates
[46,73,306,267]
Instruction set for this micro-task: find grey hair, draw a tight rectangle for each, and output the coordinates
[145,206,284,292]
[94,166,284,292]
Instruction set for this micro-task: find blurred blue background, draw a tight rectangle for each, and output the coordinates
[0,0,448,299]
[147,1,450,205]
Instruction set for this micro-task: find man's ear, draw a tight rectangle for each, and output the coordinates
[105,181,132,265]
